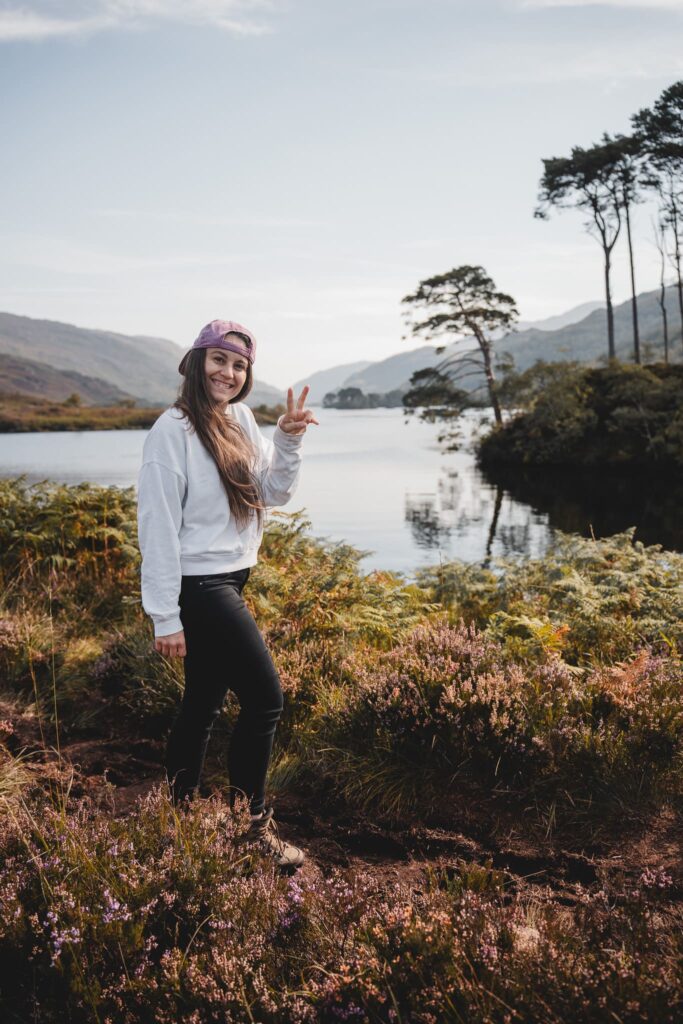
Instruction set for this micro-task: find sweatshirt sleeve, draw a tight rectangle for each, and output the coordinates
[137,459,187,637]
[253,413,304,508]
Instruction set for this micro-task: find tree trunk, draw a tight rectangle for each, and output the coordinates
[624,199,640,364]
[477,333,502,426]
[603,247,616,359]
[670,200,683,352]
[656,218,670,364]
[591,191,620,361]
[661,287,670,364]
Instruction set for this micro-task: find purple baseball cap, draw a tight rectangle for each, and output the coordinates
[178,319,257,376]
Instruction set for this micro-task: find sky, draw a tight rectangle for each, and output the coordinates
[1,0,682,390]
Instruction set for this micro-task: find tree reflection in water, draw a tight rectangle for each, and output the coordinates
[404,495,452,549]
[404,455,683,568]
[481,464,683,553]
[404,465,548,564]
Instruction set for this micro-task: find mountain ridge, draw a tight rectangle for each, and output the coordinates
[499,284,680,373]
[0,311,284,409]
[1,288,679,410]
[0,352,143,406]
[333,287,680,401]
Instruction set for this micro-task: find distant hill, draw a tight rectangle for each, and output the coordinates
[237,377,287,409]
[4,289,679,415]
[0,312,285,409]
[0,352,142,406]
[329,288,680,401]
[0,312,180,406]
[335,301,612,397]
[291,360,373,406]
[340,343,461,395]
[499,285,681,372]
[514,300,604,335]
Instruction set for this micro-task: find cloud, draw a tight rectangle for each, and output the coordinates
[0,0,277,42]
[372,33,683,86]
[520,0,683,8]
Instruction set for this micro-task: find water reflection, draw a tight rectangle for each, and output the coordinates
[405,449,681,567]
[405,464,549,564]
[404,493,453,549]
[495,520,539,561]
[479,464,683,552]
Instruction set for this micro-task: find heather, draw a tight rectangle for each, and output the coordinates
[0,785,681,1023]
[292,621,683,830]
[0,476,682,1020]
[1,477,682,826]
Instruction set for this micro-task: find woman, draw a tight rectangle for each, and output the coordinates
[136,319,318,872]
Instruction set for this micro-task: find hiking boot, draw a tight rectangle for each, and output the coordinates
[240,805,306,873]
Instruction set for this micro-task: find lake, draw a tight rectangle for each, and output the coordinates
[1,407,679,580]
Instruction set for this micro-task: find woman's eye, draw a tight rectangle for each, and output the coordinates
[213,358,245,370]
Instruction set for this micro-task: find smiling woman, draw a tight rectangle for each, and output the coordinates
[173,322,270,537]
[136,318,318,873]
[204,345,249,402]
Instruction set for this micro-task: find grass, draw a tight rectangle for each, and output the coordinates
[0,477,681,1020]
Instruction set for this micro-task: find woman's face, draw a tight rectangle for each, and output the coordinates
[204,340,249,404]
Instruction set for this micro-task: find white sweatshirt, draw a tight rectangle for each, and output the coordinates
[136,402,303,638]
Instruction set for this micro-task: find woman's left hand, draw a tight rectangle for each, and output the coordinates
[278,385,320,435]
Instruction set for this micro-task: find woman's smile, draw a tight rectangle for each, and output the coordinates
[204,342,248,402]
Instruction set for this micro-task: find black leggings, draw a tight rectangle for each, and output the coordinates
[164,567,283,816]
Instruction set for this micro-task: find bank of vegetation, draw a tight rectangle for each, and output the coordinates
[322,387,405,410]
[479,360,683,468]
[0,392,284,432]
[0,477,681,1021]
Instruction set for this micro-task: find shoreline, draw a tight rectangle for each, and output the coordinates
[0,394,285,432]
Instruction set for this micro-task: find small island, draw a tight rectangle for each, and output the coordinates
[478,361,683,469]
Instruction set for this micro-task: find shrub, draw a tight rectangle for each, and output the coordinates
[303,619,683,826]
[1,785,681,1023]
[480,361,683,468]
[416,530,683,665]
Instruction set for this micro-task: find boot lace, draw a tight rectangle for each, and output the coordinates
[249,808,286,856]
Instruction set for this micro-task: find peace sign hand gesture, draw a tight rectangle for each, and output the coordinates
[278,385,320,435]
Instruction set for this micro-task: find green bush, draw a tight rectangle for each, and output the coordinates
[481,361,683,468]
[416,530,683,665]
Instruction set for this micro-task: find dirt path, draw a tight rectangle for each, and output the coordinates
[5,712,681,906]
[54,735,683,905]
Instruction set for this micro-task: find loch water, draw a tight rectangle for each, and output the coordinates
[1,407,679,579]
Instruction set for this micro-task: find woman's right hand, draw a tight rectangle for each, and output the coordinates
[154,630,187,658]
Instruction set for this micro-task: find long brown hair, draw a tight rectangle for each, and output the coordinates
[173,336,266,532]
